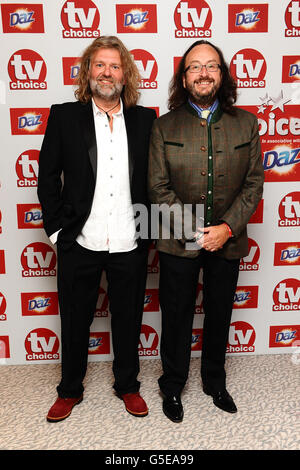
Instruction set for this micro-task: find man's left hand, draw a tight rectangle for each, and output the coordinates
[195,224,230,252]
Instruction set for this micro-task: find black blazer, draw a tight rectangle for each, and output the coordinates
[37,100,156,250]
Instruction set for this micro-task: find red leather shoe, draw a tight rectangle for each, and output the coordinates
[120,392,148,417]
[46,395,83,422]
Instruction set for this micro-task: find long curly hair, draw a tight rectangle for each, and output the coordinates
[168,40,237,115]
[75,36,141,108]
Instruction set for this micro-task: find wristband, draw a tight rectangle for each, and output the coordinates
[223,223,233,238]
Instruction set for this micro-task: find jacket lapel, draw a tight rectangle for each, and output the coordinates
[79,101,97,179]
[124,106,136,186]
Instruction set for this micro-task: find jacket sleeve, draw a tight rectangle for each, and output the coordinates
[220,116,264,237]
[37,105,64,239]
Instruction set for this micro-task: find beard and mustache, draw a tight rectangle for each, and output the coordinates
[185,77,220,107]
[89,75,124,102]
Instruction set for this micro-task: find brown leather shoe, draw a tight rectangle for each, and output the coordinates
[46,395,83,422]
[120,392,148,417]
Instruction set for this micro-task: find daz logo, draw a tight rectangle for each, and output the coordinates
[8,49,47,90]
[191,328,203,351]
[174,0,212,38]
[272,279,300,312]
[138,324,159,356]
[88,332,110,355]
[278,192,300,227]
[285,0,300,37]
[21,242,56,277]
[228,4,268,33]
[25,328,59,361]
[21,292,59,316]
[144,289,159,312]
[233,286,259,309]
[239,238,260,271]
[230,48,266,88]
[10,108,49,135]
[282,55,300,83]
[17,204,43,229]
[274,242,300,266]
[269,325,300,347]
[227,321,256,353]
[131,49,158,89]
[1,3,44,33]
[62,57,81,85]
[116,4,157,33]
[0,293,7,321]
[16,150,39,187]
[61,0,100,38]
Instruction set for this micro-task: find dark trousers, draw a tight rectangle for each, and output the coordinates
[158,250,240,396]
[56,241,148,398]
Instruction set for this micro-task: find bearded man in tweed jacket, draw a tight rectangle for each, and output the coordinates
[148,40,264,422]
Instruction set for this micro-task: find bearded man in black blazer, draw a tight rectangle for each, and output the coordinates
[38,36,156,422]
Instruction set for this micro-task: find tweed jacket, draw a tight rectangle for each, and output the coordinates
[148,102,264,259]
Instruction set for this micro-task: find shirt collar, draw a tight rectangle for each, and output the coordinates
[188,98,219,121]
[92,97,123,117]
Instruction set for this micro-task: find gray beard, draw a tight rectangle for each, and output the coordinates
[90,79,123,102]
[187,80,218,107]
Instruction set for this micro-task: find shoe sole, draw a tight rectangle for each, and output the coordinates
[125,408,148,417]
[46,397,83,422]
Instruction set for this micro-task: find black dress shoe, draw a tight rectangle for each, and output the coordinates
[203,387,237,414]
[162,395,184,423]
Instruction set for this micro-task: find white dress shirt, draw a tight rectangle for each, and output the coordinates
[50,99,137,253]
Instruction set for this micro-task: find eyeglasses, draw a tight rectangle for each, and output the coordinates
[184,63,221,73]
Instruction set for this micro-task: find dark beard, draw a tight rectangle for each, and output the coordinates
[186,80,218,107]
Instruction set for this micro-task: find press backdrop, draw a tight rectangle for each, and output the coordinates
[0,0,299,365]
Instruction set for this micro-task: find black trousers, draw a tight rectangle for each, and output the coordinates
[56,241,148,398]
[158,250,240,396]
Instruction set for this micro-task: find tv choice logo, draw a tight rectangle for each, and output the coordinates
[191,328,203,351]
[25,328,59,361]
[228,4,268,33]
[116,4,157,33]
[95,286,109,318]
[17,204,43,229]
[21,292,59,316]
[249,199,264,224]
[16,150,39,187]
[174,0,212,38]
[0,293,7,321]
[227,321,256,354]
[1,3,44,33]
[147,242,159,273]
[21,242,57,277]
[144,289,159,312]
[282,56,300,83]
[61,0,100,38]
[0,336,10,359]
[0,250,6,274]
[88,332,110,355]
[138,324,159,357]
[239,238,260,271]
[10,108,49,135]
[285,0,300,37]
[230,48,267,88]
[130,49,158,89]
[274,242,300,266]
[8,49,47,90]
[272,279,300,312]
[62,57,81,85]
[269,325,300,348]
[278,192,300,227]
[233,286,258,309]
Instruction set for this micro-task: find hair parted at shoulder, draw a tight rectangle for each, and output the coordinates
[168,40,237,115]
[74,36,141,108]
